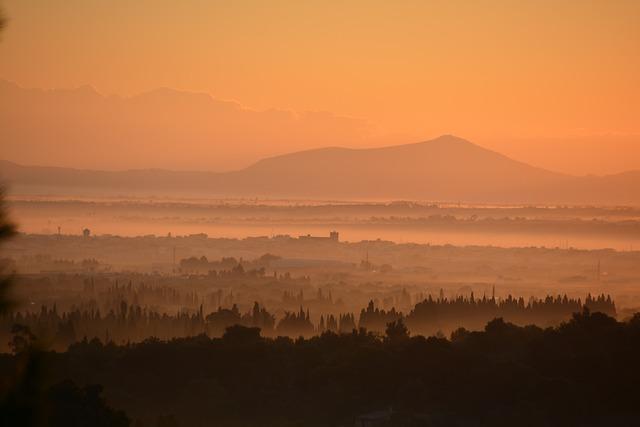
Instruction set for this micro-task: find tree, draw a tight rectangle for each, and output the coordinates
[385,319,409,342]
[0,189,16,313]
[9,324,37,354]
[46,381,130,427]
[0,0,15,311]
[223,324,262,344]
[156,414,179,427]
[0,189,46,426]
[0,5,6,33]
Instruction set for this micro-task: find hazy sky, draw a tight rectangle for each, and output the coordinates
[1,0,639,174]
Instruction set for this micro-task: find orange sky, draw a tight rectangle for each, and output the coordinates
[0,0,639,175]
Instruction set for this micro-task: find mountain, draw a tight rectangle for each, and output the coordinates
[229,135,568,200]
[1,135,639,204]
[0,79,369,172]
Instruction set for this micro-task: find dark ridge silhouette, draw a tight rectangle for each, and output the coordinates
[2,135,639,204]
[3,310,640,426]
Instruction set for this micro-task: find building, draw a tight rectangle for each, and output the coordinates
[82,228,91,238]
[298,231,339,242]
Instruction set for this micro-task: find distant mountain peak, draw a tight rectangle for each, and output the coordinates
[2,137,639,204]
[427,134,468,142]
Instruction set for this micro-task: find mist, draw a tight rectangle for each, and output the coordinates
[2,1,640,426]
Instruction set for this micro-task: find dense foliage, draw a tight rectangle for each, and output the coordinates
[0,292,615,351]
[1,309,639,426]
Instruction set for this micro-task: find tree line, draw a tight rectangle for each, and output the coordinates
[1,309,639,426]
[0,292,615,352]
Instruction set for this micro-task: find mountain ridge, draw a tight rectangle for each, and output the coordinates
[1,135,639,205]
[0,79,371,172]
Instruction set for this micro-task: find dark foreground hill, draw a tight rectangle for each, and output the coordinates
[2,135,639,204]
[2,310,640,426]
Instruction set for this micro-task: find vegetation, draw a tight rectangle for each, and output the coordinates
[0,5,6,33]
[0,191,15,313]
[1,310,639,426]
[0,290,614,351]
[0,190,127,426]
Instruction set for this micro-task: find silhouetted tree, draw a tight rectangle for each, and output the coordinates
[156,414,179,427]
[0,189,16,313]
[9,324,37,354]
[385,319,409,342]
[46,381,130,427]
[223,324,261,344]
[0,5,6,33]
[2,311,636,425]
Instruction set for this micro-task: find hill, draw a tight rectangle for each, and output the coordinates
[1,135,639,204]
[229,135,569,201]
